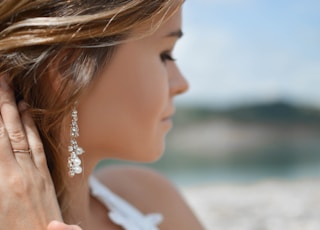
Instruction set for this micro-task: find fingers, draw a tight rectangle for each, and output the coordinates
[0,113,16,163]
[0,77,34,169]
[0,77,18,164]
[19,101,48,173]
[0,78,29,154]
[47,221,83,230]
[0,75,48,174]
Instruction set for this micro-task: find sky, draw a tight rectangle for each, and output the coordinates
[174,0,320,108]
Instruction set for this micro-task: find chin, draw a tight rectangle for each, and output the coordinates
[133,149,165,163]
[128,141,166,163]
[144,150,165,163]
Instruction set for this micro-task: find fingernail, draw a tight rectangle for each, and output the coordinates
[18,101,29,111]
[0,77,9,90]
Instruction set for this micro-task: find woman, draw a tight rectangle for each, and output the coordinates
[0,0,203,229]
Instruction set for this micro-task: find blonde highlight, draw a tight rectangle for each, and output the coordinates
[0,0,183,218]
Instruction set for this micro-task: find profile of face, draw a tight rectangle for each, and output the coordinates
[76,8,188,163]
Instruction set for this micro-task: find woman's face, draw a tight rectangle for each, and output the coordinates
[77,8,188,162]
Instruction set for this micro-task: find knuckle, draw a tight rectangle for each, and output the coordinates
[38,155,48,167]
[35,155,49,172]
[8,175,29,197]
[0,96,11,106]
[33,143,44,153]
[35,174,54,193]
[0,99,14,113]
[0,126,6,138]
[8,129,26,143]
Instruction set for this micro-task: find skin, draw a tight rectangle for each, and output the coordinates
[0,79,63,230]
[0,6,204,230]
[47,221,82,230]
[76,8,188,163]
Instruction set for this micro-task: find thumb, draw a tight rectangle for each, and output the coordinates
[47,220,83,230]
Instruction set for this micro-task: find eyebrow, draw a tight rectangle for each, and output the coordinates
[165,29,183,39]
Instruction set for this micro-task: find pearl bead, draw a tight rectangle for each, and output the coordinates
[74,166,82,174]
[73,157,81,166]
[77,147,84,155]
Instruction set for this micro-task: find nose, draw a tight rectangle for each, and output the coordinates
[169,64,189,97]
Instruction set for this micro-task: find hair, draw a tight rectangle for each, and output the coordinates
[0,0,183,217]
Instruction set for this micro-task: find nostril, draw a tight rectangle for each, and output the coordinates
[178,77,189,95]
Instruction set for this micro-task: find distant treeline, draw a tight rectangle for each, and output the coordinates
[175,101,320,124]
[100,101,320,183]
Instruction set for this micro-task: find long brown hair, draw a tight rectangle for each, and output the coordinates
[0,0,183,216]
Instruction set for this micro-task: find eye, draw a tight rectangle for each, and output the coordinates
[160,51,176,63]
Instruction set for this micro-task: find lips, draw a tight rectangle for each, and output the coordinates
[162,108,175,121]
[162,116,173,121]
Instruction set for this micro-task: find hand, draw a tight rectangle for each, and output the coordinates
[0,76,63,229]
[47,221,83,230]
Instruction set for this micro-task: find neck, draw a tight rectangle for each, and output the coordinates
[62,153,99,227]
[58,120,105,227]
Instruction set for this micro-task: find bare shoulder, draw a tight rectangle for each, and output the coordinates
[94,165,204,230]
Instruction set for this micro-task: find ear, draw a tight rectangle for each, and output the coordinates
[47,54,65,93]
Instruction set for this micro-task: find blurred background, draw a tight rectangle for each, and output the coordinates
[102,0,320,229]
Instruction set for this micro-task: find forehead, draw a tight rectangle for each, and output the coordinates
[131,7,182,39]
[153,8,182,38]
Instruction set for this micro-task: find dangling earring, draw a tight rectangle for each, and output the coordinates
[68,106,85,176]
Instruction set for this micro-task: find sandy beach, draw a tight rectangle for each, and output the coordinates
[181,179,320,230]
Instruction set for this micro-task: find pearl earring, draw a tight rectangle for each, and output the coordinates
[68,107,84,176]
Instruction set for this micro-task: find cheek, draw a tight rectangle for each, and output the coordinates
[109,57,169,151]
[77,51,169,159]
[126,61,168,123]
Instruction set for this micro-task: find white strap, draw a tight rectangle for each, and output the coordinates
[89,175,163,230]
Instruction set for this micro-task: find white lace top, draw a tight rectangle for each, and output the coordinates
[89,176,163,230]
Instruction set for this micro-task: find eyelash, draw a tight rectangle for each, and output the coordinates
[160,51,176,63]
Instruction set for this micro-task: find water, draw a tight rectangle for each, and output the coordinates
[98,149,320,187]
